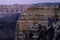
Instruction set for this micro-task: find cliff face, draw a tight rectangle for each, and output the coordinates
[18,3,60,31]
[0,4,32,39]
[0,3,60,39]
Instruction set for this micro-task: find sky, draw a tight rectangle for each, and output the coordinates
[0,0,60,5]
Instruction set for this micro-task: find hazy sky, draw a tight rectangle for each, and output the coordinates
[0,0,60,5]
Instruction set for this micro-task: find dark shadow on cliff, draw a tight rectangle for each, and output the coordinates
[0,13,21,40]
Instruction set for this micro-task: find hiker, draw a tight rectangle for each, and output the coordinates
[48,17,54,27]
